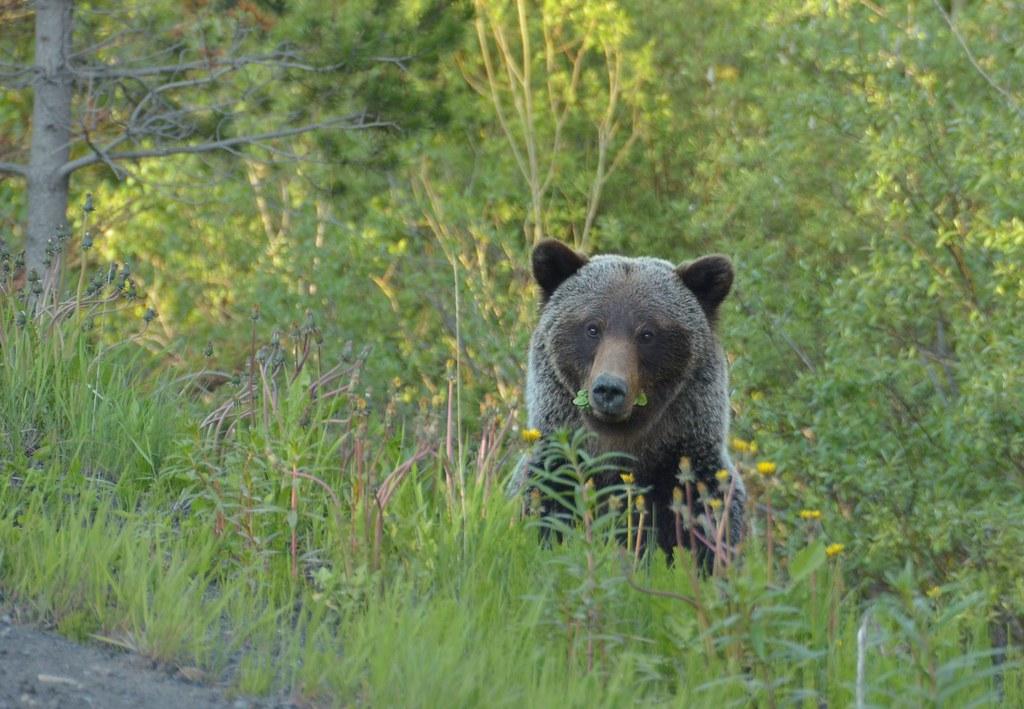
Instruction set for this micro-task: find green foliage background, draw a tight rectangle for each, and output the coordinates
[2,0,1023,702]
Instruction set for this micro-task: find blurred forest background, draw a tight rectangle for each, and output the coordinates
[1,0,1023,701]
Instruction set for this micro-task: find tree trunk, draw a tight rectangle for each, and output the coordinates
[26,0,74,274]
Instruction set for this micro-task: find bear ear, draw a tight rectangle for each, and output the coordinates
[532,239,589,303]
[676,255,734,319]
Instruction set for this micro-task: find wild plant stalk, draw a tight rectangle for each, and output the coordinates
[765,492,775,585]
[809,525,819,622]
[473,412,515,500]
[372,443,433,571]
[828,558,842,644]
[684,481,699,569]
[452,257,466,521]
[74,194,95,307]
[248,304,259,420]
[624,480,634,556]
[825,557,844,698]
[711,475,739,576]
[348,433,366,568]
[672,492,714,657]
[290,464,299,579]
[582,479,598,672]
[633,497,646,563]
[444,377,457,509]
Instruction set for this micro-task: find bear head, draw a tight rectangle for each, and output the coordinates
[531,238,733,439]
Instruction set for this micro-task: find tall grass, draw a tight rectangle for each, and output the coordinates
[0,236,1020,705]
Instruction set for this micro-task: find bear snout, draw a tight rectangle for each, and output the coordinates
[587,336,639,421]
[590,373,630,418]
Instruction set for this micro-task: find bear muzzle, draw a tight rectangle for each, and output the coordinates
[586,335,641,422]
[590,373,631,419]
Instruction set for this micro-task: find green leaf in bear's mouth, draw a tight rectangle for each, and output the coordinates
[635,392,648,406]
[573,389,590,408]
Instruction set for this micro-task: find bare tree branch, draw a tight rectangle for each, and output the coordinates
[0,161,27,177]
[59,115,395,178]
[70,52,348,81]
[80,132,128,180]
[0,63,34,89]
[0,45,355,89]
[368,55,412,71]
[122,64,237,132]
[66,27,141,61]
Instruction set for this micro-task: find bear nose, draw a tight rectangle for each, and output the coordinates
[590,374,628,416]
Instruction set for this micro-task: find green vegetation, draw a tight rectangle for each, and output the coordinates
[2,0,1022,705]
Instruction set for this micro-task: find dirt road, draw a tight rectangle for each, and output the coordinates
[0,614,277,709]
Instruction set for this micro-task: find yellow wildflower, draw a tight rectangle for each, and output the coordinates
[750,390,764,402]
[715,469,730,482]
[749,440,759,454]
[756,461,777,476]
[672,486,684,504]
[708,499,723,511]
[521,428,542,443]
[825,543,845,557]
[926,585,941,599]
[730,437,750,453]
[635,494,646,512]
[799,509,822,521]
[716,64,740,82]
[620,472,635,485]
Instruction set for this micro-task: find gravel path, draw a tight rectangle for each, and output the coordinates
[0,615,276,709]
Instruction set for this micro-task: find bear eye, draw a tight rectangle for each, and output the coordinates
[639,329,656,344]
[585,323,601,339]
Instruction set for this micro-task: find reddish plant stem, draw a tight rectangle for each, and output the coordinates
[290,465,299,579]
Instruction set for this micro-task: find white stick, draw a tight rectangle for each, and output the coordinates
[857,612,870,709]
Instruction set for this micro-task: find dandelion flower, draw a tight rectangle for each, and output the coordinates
[621,472,635,485]
[799,509,822,521]
[730,437,750,453]
[825,543,845,557]
[715,469,730,482]
[521,428,542,443]
[672,487,684,504]
[708,499,723,511]
[635,494,646,512]
[756,461,777,476]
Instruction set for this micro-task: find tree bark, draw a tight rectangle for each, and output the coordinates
[26,0,74,273]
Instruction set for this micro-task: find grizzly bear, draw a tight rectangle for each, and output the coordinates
[525,239,745,563]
